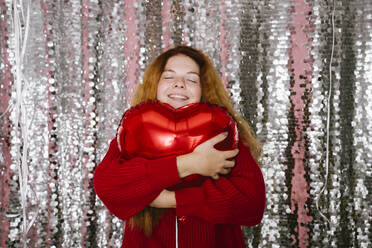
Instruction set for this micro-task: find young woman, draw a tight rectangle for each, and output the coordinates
[94,45,266,248]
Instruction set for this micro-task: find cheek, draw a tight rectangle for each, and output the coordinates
[192,85,202,101]
[156,81,168,100]
[156,82,163,95]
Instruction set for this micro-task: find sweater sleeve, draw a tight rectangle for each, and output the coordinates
[175,141,266,226]
[93,138,182,220]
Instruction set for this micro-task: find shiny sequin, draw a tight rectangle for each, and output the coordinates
[1,0,371,247]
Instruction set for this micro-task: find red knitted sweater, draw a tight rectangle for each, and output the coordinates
[93,138,266,248]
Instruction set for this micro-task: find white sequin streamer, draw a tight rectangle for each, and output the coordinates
[54,0,86,246]
[136,1,147,81]
[95,0,127,246]
[314,0,335,226]
[352,2,372,247]
[326,2,344,245]
[9,0,39,246]
[184,0,221,65]
[222,0,242,110]
[258,1,292,247]
[308,1,330,245]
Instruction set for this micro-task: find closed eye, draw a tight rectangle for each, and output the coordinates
[187,79,197,83]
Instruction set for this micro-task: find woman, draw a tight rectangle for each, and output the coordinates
[94,45,266,248]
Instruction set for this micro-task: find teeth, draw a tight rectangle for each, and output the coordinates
[169,94,188,100]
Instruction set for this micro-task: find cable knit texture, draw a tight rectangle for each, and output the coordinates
[94,138,266,248]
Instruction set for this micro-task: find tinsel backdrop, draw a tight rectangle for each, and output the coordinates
[0,0,371,247]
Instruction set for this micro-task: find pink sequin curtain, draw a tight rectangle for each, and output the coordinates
[0,0,371,247]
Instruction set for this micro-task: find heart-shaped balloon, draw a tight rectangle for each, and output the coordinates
[117,100,238,187]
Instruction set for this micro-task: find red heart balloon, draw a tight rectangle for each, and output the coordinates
[117,100,238,187]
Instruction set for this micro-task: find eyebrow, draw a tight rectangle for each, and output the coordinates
[163,69,200,76]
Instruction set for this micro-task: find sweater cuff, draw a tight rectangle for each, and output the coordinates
[175,187,205,216]
[146,156,182,190]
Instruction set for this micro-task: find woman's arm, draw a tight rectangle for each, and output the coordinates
[149,140,266,226]
[149,189,176,208]
[93,138,182,220]
[174,141,266,226]
[149,132,239,208]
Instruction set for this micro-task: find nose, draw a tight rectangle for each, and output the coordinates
[173,77,185,88]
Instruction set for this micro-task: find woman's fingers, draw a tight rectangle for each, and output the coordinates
[223,149,239,159]
[220,167,231,175]
[192,133,239,179]
[213,166,232,178]
[224,160,235,168]
[212,174,220,180]
[207,132,228,146]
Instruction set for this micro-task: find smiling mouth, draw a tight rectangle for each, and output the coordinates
[168,94,189,100]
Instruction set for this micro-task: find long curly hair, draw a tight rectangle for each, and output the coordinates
[128,45,261,237]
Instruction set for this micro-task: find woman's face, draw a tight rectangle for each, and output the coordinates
[156,54,202,109]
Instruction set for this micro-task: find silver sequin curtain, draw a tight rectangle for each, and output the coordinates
[0,0,371,247]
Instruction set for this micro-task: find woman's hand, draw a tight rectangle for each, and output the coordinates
[177,132,239,180]
[150,189,176,208]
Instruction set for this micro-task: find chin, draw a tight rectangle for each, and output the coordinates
[167,100,189,109]
[170,102,186,109]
